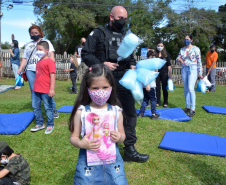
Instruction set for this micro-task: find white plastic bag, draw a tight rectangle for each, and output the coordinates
[137,68,159,86]
[167,79,174,92]
[77,58,81,66]
[119,69,137,91]
[200,80,207,94]
[117,30,143,60]
[136,58,167,71]
[131,80,144,102]
[203,76,211,87]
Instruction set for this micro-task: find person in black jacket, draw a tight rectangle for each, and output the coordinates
[81,6,149,163]
[155,41,172,108]
[64,56,78,94]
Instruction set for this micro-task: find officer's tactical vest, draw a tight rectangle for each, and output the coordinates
[97,26,124,64]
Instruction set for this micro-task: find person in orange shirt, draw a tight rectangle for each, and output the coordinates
[203,45,218,92]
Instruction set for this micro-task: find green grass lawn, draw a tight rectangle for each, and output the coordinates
[0,78,226,185]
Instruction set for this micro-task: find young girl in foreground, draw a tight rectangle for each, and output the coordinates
[69,64,128,185]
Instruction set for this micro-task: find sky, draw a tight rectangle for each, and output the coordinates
[0,0,226,49]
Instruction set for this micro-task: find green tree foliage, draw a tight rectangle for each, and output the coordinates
[214,4,226,61]
[157,7,222,59]
[128,0,171,49]
[1,42,11,49]
[33,0,172,54]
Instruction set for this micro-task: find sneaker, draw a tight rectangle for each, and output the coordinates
[183,108,190,113]
[45,126,54,134]
[30,125,45,132]
[54,109,59,118]
[151,113,160,120]
[187,110,195,117]
[15,86,21,90]
[163,104,168,108]
[137,113,144,117]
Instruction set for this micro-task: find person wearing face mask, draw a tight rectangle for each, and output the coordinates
[74,37,86,59]
[9,40,21,89]
[177,34,203,117]
[203,45,218,92]
[0,141,30,185]
[17,24,59,119]
[81,6,149,163]
[64,55,79,94]
[31,41,56,134]
[155,41,172,108]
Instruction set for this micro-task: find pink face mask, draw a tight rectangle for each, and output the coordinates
[88,87,112,106]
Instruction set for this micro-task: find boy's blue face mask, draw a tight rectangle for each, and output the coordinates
[184,40,191,46]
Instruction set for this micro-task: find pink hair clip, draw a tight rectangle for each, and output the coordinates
[89,67,92,71]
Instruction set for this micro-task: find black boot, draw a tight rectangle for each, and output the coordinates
[123,145,149,163]
[70,87,77,94]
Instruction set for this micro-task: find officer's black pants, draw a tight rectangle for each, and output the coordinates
[114,77,137,146]
[156,72,168,105]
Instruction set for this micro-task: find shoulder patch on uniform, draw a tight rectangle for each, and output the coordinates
[89,31,94,36]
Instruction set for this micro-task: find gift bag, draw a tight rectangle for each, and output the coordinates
[15,74,24,87]
[203,76,211,87]
[166,79,175,92]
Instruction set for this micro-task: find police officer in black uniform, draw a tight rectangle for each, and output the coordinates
[81,6,149,163]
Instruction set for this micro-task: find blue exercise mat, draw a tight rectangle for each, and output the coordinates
[202,105,226,115]
[57,105,73,113]
[136,107,191,122]
[0,112,35,135]
[0,85,15,94]
[58,106,191,122]
[159,131,226,157]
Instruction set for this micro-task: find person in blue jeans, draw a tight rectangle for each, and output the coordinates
[137,50,160,119]
[17,25,59,118]
[177,34,203,117]
[9,40,20,89]
[31,41,56,134]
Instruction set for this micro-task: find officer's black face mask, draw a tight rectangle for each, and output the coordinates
[82,42,85,46]
[112,18,126,32]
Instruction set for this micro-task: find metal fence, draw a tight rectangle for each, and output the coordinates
[1,52,226,85]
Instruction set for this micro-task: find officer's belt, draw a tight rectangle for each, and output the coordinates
[112,70,125,78]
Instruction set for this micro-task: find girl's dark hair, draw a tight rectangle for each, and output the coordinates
[1,146,14,157]
[13,40,19,48]
[155,40,167,58]
[69,64,122,132]
[147,50,157,58]
[185,34,193,40]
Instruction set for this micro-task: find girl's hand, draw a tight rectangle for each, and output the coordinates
[80,132,101,151]
[64,69,68,72]
[110,130,121,143]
